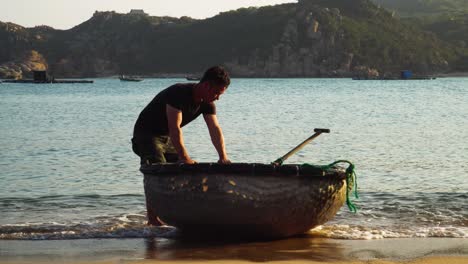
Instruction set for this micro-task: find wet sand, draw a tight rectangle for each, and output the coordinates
[0,236,467,264]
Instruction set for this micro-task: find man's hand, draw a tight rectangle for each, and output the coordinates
[218,158,231,164]
[178,157,197,164]
[167,104,193,163]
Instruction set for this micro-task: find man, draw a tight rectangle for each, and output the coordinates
[132,66,231,165]
[132,66,231,225]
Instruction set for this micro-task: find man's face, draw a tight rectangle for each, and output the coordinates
[206,83,227,102]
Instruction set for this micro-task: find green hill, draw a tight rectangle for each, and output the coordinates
[372,0,468,17]
[371,0,468,71]
[0,0,464,78]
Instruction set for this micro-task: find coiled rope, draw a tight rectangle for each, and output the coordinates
[301,160,359,213]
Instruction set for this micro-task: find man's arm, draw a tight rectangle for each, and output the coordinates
[203,114,230,164]
[166,104,196,164]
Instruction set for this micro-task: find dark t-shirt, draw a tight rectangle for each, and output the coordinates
[133,83,216,138]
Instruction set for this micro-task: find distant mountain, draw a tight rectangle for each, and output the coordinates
[0,0,465,78]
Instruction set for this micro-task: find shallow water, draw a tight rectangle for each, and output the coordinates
[0,78,467,239]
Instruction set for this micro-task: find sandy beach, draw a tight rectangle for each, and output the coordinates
[1,237,467,264]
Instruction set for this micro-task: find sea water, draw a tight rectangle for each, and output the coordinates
[0,78,466,240]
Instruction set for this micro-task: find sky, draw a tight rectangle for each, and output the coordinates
[0,0,297,29]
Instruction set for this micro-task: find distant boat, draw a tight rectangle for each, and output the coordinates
[119,75,143,82]
[186,76,200,81]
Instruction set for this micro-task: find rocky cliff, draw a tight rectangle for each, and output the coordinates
[0,0,465,78]
[0,50,47,79]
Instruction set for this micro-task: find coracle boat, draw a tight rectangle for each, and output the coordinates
[141,162,356,239]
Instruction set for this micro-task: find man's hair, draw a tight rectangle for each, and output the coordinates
[200,66,230,87]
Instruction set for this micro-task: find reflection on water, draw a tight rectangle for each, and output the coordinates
[144,233,345,261]
[1,236,466,262]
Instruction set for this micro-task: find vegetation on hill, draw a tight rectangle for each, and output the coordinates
[371,0,468,71]
[372,0,468,17]
[0,0,466,78]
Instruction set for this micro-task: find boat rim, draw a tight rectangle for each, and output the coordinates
[140,162,347,179]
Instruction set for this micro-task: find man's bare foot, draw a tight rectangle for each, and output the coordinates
[147,216,165,226]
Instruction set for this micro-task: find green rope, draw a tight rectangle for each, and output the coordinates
[301,160,359,213]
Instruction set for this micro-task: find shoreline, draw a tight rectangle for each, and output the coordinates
[99,73,468,79]
[3,71,468,81]
[0,237,467,263]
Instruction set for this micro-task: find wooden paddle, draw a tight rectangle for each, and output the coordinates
[272,128,330,166]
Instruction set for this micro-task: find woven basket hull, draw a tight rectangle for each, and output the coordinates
[141,163,347,239]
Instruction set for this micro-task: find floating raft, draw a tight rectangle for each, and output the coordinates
[352,77,436,80]
[141,162,353,239]
[2,79,93,83]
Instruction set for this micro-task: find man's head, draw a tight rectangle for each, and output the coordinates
[198,66,230,103]
[200,66,230,88]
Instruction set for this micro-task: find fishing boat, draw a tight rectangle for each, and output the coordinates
[140,129,357,239]
[141,161,355,239]
[119,75,143,82]
[185,76,200,81]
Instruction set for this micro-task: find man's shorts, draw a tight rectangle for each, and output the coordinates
[132,135,178,164]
